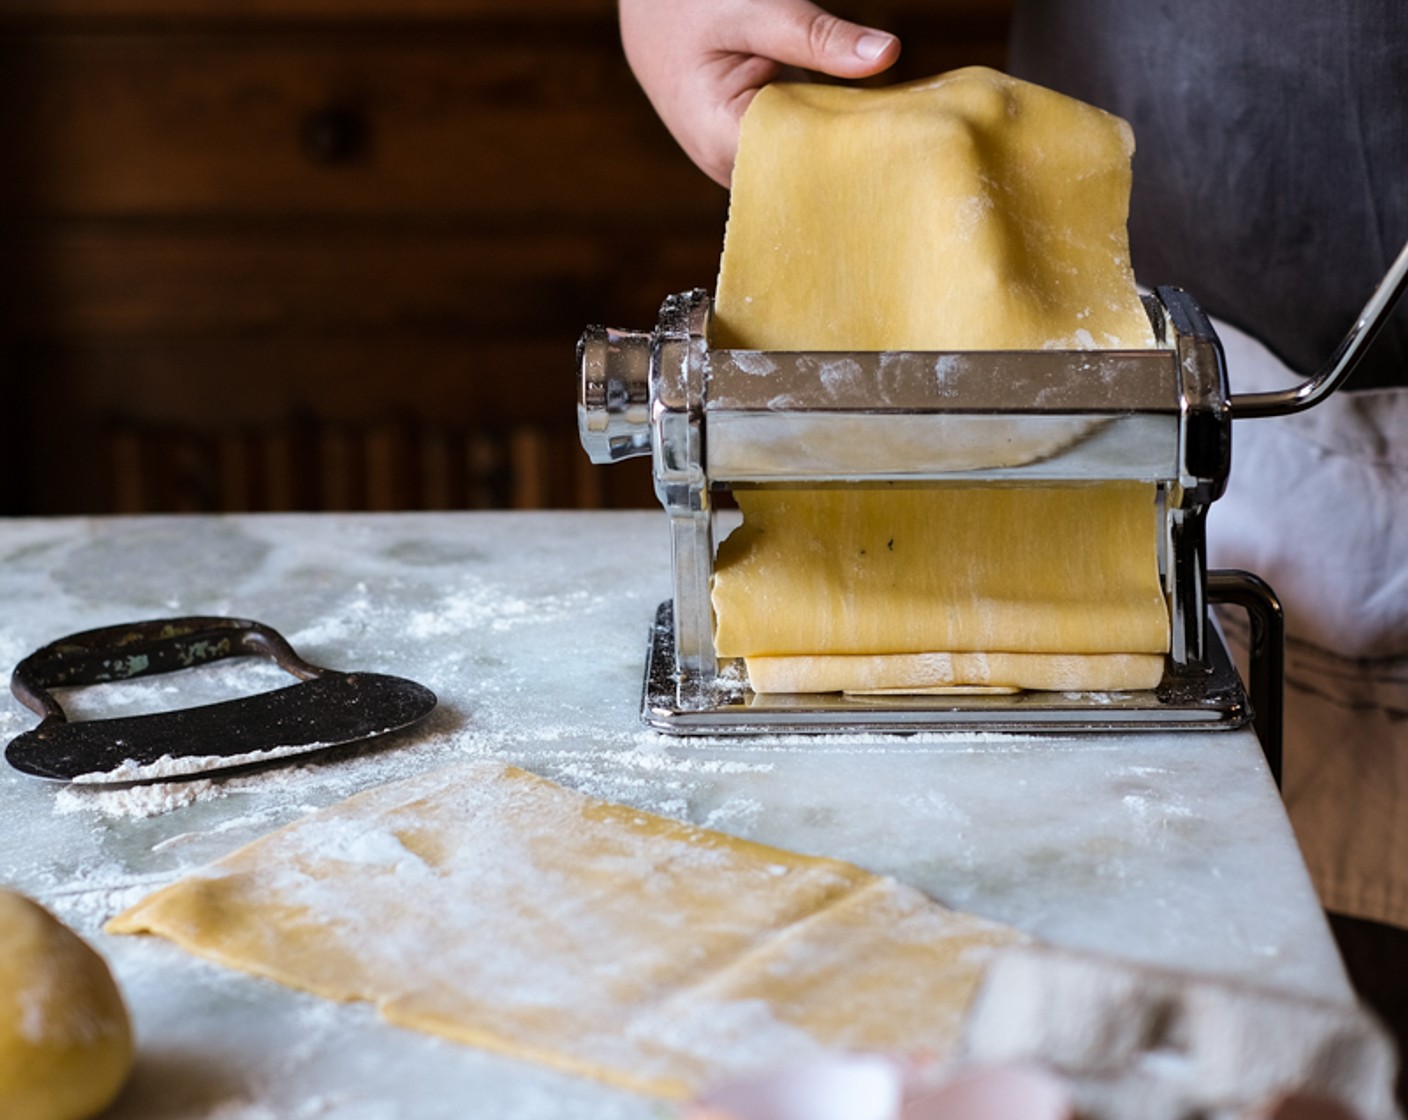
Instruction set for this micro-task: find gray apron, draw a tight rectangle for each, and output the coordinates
[1009,0,1408,389]
[1011,3,1408,927]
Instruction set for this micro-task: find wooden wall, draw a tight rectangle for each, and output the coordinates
[0,0,1012,514]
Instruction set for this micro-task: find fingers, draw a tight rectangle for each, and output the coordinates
[733,0,900,79]
[617,0,900,186]
[692,101,751,186]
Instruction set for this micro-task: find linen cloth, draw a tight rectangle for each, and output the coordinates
[1210,319,1408,928]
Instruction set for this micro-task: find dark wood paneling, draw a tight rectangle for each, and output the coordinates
[0,31,722,222]
[0,0,1012,516]
[0,1,1006,25]
[14,336,656,512]
[29,336,590,424]
[1,224,723,338]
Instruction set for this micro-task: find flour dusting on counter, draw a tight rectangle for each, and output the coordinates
[54,659,295,722]
[57,780,221,819]
[71,745,322,785]
[403,582,595,638]
[0,512,1350,1120]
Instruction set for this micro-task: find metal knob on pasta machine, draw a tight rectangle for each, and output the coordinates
[578,326,653,465]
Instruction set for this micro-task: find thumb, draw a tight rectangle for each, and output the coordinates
[739,0,900,79]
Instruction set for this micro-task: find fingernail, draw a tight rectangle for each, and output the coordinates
[855,32,895,61]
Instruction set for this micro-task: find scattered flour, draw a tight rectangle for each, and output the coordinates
[702,797,765,833]
[403,583,592,639]
[72,745,323,786]
[57,780,220,819]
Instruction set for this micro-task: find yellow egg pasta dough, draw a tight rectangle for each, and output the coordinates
[714,67,1155,353]
[710,67,1168,693]
[0,890,133,1120]
[109,762,1026,1099]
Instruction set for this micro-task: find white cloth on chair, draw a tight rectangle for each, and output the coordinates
[1210,318,1408,928]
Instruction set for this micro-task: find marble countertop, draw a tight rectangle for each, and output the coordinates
[0,511,1348,1119]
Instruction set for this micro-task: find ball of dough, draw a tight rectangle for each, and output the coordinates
[0,889,134,1120]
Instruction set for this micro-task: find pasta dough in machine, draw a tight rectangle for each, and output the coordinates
[576,66,1408,740]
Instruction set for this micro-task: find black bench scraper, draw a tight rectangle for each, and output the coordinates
[6,617,437,784]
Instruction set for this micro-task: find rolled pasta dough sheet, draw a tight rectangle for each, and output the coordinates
[714,485,1168,660]
[710,67,1168,692]
[746,651,1166,695]
[108,761,1026,1099]
[714,67,1155,353]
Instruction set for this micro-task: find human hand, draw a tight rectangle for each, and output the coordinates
[619,0,900,186]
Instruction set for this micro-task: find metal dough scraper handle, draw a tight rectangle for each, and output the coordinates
[6,617,437,784]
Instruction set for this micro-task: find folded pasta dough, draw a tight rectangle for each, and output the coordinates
[714,485,1169,659]
[107,761,1026,1099]
[746,651,1165,695]
[710,67,1168,692]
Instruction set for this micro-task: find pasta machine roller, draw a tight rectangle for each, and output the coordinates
[577,244,1408,751]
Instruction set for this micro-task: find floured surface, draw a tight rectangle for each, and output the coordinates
[72,745,320,785]
[108,760,1025,1099]
[0,511,1349,1119]
[709,68,1166,693]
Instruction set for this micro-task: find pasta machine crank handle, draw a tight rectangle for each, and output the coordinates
[1231,235,1408,419]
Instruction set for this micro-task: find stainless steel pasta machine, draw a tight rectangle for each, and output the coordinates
[576,242,1408,765]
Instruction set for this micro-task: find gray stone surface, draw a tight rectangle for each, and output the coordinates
[0,512,1353,1118]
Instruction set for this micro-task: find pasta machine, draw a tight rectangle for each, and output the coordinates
[577,246,1408,759]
